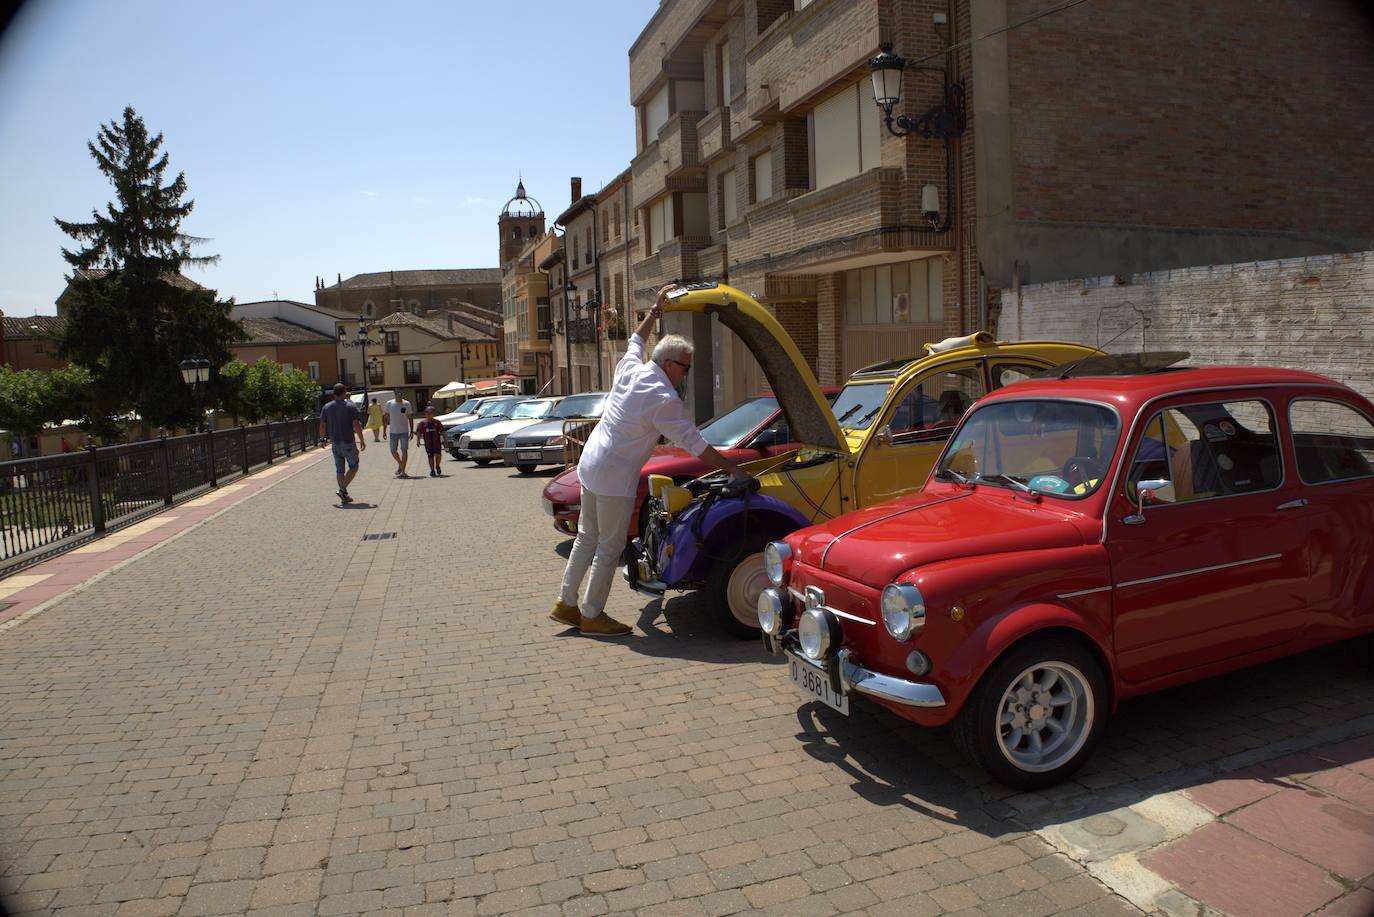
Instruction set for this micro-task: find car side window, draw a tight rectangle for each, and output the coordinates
[887,366,984,444]
[1289,399,1374,485]
[1127,399,1282,505]
[749,417,791,448]
[990,362,1045,390]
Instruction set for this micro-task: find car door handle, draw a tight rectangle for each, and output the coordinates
[1276,498,1309,510]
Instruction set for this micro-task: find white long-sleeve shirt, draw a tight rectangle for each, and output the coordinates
[577,333,709,498]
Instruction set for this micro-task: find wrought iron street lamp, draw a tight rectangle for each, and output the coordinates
[344,316,382,404]
[867,42,967,232]
[179,357,210,432]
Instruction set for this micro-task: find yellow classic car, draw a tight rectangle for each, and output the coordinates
[628,281,1103,637]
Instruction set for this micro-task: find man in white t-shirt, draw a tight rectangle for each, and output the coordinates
[552,285,746,637]
[382,395,413,478]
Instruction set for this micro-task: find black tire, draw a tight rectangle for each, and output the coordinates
[1349,633,1374,674]
[704,534,778,640]
[473,458,491,467]
[953,637,1108,790]
[516,464,536,475]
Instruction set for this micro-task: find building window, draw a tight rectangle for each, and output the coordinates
[643,83,670,145]
[536,296,551,340]
[572,234,579,268]
[385,331,400,353]
[308,361,320,381]
[586,226,593,259]
[369,361,385,385]
[843,257,944,326]
[364,301,374,316]
[811,81,882,191]
[404,359,421,384]
[649,196,675,252]
[601,211,609,244]
[614,202,622,238]
[337,326,346,341]
[750,151,772,204]
[513,226,522,240]
[720,169,737,226]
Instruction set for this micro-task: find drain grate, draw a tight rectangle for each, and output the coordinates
[361,532,397,541]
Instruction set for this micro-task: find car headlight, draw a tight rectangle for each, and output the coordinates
[798,607,837,660]
[494,434,507,447]
[880,583,926,642]
[763,541,792,587]
[546,434,563,446]
[757,588,785,636]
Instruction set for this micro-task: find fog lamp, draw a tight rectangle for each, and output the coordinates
[763,541,792,587]
[757,588,784,636]
[906,649,931,677]
[798,607,836,661]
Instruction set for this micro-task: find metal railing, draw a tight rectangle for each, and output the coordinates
[0,418,319,577]
[561,418,599,468]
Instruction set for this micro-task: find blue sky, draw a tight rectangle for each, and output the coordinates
[0,0,654,315]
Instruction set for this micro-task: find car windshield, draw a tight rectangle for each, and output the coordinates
[475,400,502,416]
[936,399,1121,499]
[700,397,779,448]
[510,401,555,420]
[552,394,606,419]
[830,381,894,431]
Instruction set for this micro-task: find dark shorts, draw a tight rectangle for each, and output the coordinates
[332,442,359,474]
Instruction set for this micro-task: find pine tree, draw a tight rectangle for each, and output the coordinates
[55,106,243,432]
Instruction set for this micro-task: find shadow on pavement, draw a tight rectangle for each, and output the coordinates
[335,502,378,509]
[788,642,1374,831]
[621,591,785,667]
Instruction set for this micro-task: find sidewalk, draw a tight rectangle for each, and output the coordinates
[0,446,1368,917]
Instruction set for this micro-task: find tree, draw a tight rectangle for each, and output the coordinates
[0,365,95,440]
[219,358,318,423]
[54,106,243,432]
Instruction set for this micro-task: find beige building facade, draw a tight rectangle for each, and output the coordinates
[497,182,551,394]
[344,312,498,409]
[314,269,501,320]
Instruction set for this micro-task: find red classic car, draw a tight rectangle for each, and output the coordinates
[541,389,839,540]
[759,359,1374,788]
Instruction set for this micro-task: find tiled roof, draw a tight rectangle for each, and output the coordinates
[235,317,335,345]
[3,316,64,339]
[239,299,355,320]
[326,268,502,291]
[373,311,496,342]
[70,268,206,291]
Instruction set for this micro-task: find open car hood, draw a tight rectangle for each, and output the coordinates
[665,283,847,456]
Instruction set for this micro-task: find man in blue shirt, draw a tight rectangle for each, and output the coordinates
[318,383,367,504]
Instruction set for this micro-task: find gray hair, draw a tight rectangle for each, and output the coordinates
[651,334,693,368]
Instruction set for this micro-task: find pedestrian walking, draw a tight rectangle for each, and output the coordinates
[414,405,447,477]
[365,397,384,442]
[382,393,413,477]
[552,284,747,636]
[318,382,366,504]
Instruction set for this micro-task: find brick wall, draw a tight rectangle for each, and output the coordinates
[1005,0,1374,238]
[1005,251,1374,400]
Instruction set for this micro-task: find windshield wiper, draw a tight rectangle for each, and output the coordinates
[842,406,883,431]
[975,473,1037,496]
[934,468,970,485]
[834,403,863,425]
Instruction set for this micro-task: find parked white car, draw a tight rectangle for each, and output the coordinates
[457,397,564,466]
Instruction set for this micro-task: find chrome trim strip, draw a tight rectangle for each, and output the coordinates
[1115,553,1282,589]
[1056,585,1113,599]
[828,606,875,626]
[836,649,945,708]
[820,492,971,569]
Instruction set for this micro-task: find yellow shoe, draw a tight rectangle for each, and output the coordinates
[580,613,632,637]
[550,601,581,627]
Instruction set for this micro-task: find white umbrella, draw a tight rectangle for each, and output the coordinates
[433,380,476,399]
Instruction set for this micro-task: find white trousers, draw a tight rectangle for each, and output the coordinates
[558,489,635,619]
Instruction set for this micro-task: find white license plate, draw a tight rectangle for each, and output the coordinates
[518,451,541,461]
[786,651,849,715]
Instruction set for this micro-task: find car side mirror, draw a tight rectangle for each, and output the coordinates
[876,424,894,447]
[1125,478,1173,524]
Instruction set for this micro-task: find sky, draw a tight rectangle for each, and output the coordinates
[0,0,655,315]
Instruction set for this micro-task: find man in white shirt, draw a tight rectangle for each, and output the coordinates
[553,285,746,636]
[382,395,413,478]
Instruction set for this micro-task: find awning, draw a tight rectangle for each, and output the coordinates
[433,380,476,398]
[472,378,520,393]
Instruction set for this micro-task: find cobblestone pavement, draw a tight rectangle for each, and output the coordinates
[0,451,1370,916]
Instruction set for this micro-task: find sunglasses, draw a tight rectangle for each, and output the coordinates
[668,359,692,373]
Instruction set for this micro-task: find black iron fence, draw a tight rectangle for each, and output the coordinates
[0,418,319,577]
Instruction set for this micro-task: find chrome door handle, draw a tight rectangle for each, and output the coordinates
[1276,498,1309,510]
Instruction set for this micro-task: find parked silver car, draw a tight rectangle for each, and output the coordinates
[499,392,608,473]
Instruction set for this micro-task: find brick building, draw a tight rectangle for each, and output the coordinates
[555,178,605,393]
[313,268,502,321]
[497,182,551,394]
[627,0,1374,417]
[1,315,67,371]
[229,317,338,385]
[596,168,637,389]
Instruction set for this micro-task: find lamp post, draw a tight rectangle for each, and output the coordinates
[344,316,381,405]
[179,357,210,432]
[565,279,578,393]
[867,42,967,232]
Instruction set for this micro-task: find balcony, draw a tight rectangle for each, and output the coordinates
[632,236,710,286]
[698,106,732,162]
[661,111,705,175]
[745,0,879,117]
[630,0,730,102]
[631,118,710,213]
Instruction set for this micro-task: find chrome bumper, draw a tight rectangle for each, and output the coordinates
[773,633,945,709]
